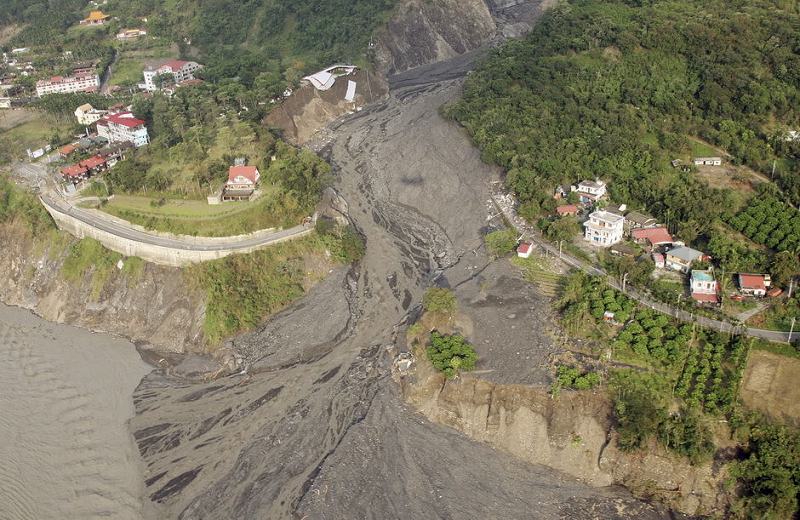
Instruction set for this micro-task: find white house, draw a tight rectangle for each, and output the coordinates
[690,270,719,304]
[303,64,357,91]
[36,74,99,97]
[223,165,260,201]
[693,157,722,166]
[141,60,203,92]
[517,242,533,259]
[96,111,150,147]
[571,179,607,204]
[738,274,771,297]
[74,103,107,126]
[583,210,624,247]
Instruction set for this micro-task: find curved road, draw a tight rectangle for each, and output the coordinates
[491,189,794,344]
[40,195,310,252]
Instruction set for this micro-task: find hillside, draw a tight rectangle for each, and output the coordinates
[2,0,399,87]
[449,0,800,215]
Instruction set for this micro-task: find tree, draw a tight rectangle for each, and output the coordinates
[485,228,517,257]
[423,287,457,317]
[771,251,799,288]
[427,332,477,379]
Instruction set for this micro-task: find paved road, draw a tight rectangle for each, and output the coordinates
[41,195,311,252]
[490,188,794,344]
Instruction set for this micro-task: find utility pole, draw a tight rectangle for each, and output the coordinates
[622,272,629,293]
[789,317,796,345]
[558,240,563,259]
[788,278,795,299]
[771,159,777,180]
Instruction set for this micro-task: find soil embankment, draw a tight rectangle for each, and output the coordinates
[0,222,204,353]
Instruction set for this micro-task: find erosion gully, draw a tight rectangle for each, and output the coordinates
[129,55,676,520]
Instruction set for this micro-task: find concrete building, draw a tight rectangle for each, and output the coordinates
[631,227,674,248]
[693,157,722,166]
[572,179,607,204]
[303,64,357,91]
[96,112,150,147]
[738,274,771,297]
[665,246,705,273]
[117,29,147,40]
[691,270,719,304]
[624,210,658,235]
[223,165,260,201]
[583,210,624,247]
[517,242,533,259]
[36,74,99,97]
[75,103,107,126]
[141,60,203,92]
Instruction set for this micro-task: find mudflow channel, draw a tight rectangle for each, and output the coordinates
[129,59,674,519]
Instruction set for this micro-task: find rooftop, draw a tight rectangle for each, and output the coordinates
[588,210,624,224]
[667,246,704,262]
[632,226,673,245]
[691,270,715,282]
[100,111,145,128]
[228,165,259,184]
[739,273,767,290]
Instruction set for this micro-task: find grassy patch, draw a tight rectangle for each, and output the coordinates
[751,338,800,360]
[109,57,145,86]
[186,229,360,345]
[511,254,563,297]
[61,238,122,300]
[689,137,721,158]
[98,187,303,236]
[0,112,74,153]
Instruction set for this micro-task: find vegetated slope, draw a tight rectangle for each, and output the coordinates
[448,0,800,225]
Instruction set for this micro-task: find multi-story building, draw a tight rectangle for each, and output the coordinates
[35,74,99,97]
[583,210,624,246]
[690,270,719,304]
[74,103,107,126]
[96,112,150,148]
[141,60,203,91]
[572,179,607,204]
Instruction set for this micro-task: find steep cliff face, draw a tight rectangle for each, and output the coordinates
[402,357,730,516]
[374,0,498,75]
[0,222,205,353]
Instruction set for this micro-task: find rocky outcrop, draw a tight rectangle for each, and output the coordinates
[374,0,498,75]
[0,222,205,353]
[402,356,731,516]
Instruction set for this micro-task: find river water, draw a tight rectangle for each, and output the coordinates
[0,304,150,520]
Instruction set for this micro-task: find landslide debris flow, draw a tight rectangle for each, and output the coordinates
[130,63,672,520]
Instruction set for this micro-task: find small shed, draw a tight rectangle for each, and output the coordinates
[517,242,533,259]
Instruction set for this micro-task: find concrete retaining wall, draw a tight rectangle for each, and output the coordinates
[43,201,313,267]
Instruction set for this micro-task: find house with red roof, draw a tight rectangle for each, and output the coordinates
[555,204,578,217]
[59,144,77,158]
[223,165,260,201]
[61,164,89,183]
[690,270,719,305]
[141,59,203,92]
[79,155,107,173]
[737,273,771,297]
[96,111,149,147]
[631,227,674,248]
[517,241,533,259]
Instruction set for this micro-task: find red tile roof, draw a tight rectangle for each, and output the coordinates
[79,155,106,169]
[59,144,76,155]
[632,226,673,245]
[61,164,88,177]
[517,242,532,254]
[100,111,145,128]
[739,274,767,291]
[228,165,259,184]
[556,204,578,216]
[162,59,190,71]
[691,292,719,303]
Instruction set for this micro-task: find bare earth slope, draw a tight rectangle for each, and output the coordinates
[129,57,672,518]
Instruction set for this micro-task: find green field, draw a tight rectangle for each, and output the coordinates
[0,112,74,154]
[109,58,146,87]
[96,187,301,237]
[511,254,563,297]
[689,138,721,158]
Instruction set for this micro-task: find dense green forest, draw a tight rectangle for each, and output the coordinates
[448,0,800,238]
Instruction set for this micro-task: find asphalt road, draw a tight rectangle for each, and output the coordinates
[40,195,310,252]
[491,189,794,344]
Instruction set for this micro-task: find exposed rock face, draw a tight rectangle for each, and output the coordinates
[402,359,730,516]
[374,0,498,75]
[0,223,204,353]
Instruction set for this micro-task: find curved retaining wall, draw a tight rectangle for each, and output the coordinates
[42,199,313,267]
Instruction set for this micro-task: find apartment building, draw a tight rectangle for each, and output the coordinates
[583,210,625,246]
[36,74,99,97]
[96,111,150,147]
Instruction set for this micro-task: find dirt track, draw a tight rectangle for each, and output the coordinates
[127,58,676,518]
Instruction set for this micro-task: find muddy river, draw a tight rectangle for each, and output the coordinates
[0,304,150,520]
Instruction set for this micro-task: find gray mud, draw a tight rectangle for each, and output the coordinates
[0,303,153,520]
[129,63,675,518]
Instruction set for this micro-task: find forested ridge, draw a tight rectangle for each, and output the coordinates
[448,0,800,233]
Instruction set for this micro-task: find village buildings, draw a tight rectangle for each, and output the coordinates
[36,74,99,96]
[583,209,624,246]
[80,10,110,25]
[631,227,674,249]
[690,270,719,304]
[664,246,705,273]
[75,103,107,126]
[141,60,203,92]
[96,111,150,147]
[693,157,723,166]
[555,204,579,217]
[624,211,658,234]
[222,165,260,201]
[571,179,607,204]
[738,274,771,297]
[116,29,147,40]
